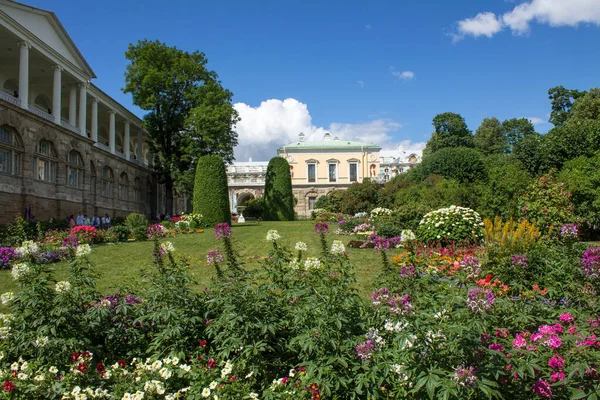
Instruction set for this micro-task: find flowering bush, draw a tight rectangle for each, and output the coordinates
[0,248,18,270]
[70,225,102,245]
[582,246,600,278]
[417,205,484,245]
[370,207,393,219]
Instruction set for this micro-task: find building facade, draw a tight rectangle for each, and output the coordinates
[0,0,159,224]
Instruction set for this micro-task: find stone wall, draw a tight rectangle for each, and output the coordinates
[292,184,348,218]
[0,100,156,224]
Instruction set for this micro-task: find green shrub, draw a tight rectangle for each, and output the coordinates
[375,221,403,238]
[417,205,484,245]
[189,220,198,230]
[160,221,171,229]
[193,155,231,226]
[263,157,294,221]
[107,225,130,242]
[242,197,264,219]
[338,219,360,233]
[391,203,431,231]
[125,213,149,241]
[420,147,487,183]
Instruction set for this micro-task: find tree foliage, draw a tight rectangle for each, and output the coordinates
[420,147,487,183]
[474,117,506,155]
[423,112,474,155]
[501,118,535,152]
[123,39,239,214]
[548,85,587,126]
[193,155,231,226]
[263,157,295,221]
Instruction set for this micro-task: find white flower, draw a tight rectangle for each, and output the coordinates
[179,364,191,372]
[159,241,175,254]
[171,356,179,365]
[55,281,71,293]
[15,240,38,256]
[289,260,300,270]
[209,381,218,389]
[249,393,259,399]
[75,244,92,257]
[220,360,233,378]
[1,292,15,305]
[11,263,30,280]
[202,388,211,398]
[150,360,162,371]
[303,257,321,270]
[17,372,28,380]
[122,394,132,400]
[400,230,416,242]
[158,367,172,380]
[245,371,254,379]
[266,230,281,242]
[34,336,49,347]
[132,391,145,400]
[295,241,308,251]
[330,240,345,255]
[289,368,296,377]
[34,374,44,382]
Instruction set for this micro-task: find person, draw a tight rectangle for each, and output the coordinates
[102,214,111,230]
[76,212,84,226]
[92,214,100,228]
[69,215,76,229]
[83,214,91,226]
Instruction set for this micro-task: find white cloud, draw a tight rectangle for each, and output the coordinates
[453,0,600,40]
[526,116,547,125]
[232,98,421,162]
[391,70,415,80]
[454,12,504,40]
[357,80,365,88]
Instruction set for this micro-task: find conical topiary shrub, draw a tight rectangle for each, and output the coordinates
[263,156,295,221]
[193,154,231,225]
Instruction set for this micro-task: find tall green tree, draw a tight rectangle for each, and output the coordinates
[263,157,295,221]
[474,117,506,155]
[423,112,473,155]
[123,39,239,215]
[501,118,535,152]
[548,85,587,126]
[193,155,231,225]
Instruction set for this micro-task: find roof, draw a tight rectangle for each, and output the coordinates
[278,139,381,152]
[230,161,269,167]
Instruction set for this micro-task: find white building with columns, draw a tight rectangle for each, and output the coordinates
[0,0,166,223]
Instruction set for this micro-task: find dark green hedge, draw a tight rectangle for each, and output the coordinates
[420,147,487,183]
[193,155,231,226]
[263,157,295,221]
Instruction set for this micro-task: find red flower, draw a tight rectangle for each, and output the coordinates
[96,362,106,375]
[71,352,80,363]
[2,381,15,392]
[485,274,492,283]
[199,340,208,348]
[207,358,216,368]
[76,362,87,373]
[118,360,127,368]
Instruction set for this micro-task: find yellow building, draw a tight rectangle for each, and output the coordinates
[277,133,381,216]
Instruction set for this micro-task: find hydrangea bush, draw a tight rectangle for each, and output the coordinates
[417,205,484,245]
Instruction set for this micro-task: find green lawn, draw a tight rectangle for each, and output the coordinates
[0,221,392,301]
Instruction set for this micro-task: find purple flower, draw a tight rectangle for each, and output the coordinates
[548,354,564,369]
[147,224,166,239]
[388,293,413,315]
[355,340,375,360]
[453,365,476,386]
[207,249,224,265]
[559,312,574,323]
[214,223,232,240]
[488,343,504,352]
[467,287,495,313]
[532,379,552,398]
[582,247,600,278]
[399,265,416,278]
[314,222,329,234]
[337,220,346,227]
[559,223,578,239]
[511,255,528,269]
[371,288,389,306]
[0,247,19,270]
[373,236,390,251]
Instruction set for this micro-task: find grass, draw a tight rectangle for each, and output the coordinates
[0,221,393,300]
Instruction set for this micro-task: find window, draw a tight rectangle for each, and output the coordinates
[0,125,22,176]
[307,163,316,183]
[308,196,317,210]
[36,140,57,183]
[119,173,128,200]
[66,150,84,188]
[133,177,141,202]
[349,162,358,182]
[328,163,337,183]
[102,166,113,196]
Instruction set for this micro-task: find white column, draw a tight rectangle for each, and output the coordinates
[136,130,143,162]
[52,65,62,124]
[68,85,77,126]
[18,41,30,109]
[77,82,87,135]
[124,121,131,160]
[109,110,116,154]
[90,98,98,142]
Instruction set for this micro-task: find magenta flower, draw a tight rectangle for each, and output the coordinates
[207,249,224,265]
[582,247,600,278]
[314,222,329,234]
[512,334,527,349]
[488,343,504,352]
[371,288,390,306]
[551,371,565,382]
[548,354,564,369]
[453,365,476,387]
[467,287,495,313]
[355,340,375,360]
[547,335,562,349]
[214,223,232,240]
[399,265,416,278]
[559,313,574,323]
[532,379,552,398]
[511,255,528,269]
[388,293,413,315]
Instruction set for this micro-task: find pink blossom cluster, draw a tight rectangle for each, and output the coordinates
[466,287,495,313]
[214,223,232,239]
[355,340,375,360]
[314,222,329,234]
[453,365,476,387]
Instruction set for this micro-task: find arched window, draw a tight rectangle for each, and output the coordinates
[34,94,51,113]
[133,177,141,202]
[36,139,57,183]
[0,125,22,176]
[66,150,84,188]
[119,172,128,200]
[2,79,18,96]
[102,166,113,196]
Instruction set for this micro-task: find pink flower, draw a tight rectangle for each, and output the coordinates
[547,335,562,349]
[568,325,577,335]
[559,313,574,323]
[314,222,329,234]
[548,354,564,369]
[512,334,527,349]
[214,223,232,240]
[538,325,555,335]
[531,333,543,342]
[553,323,563,333]
[551,371,565,382]
[532,379,552,398]
[489,343,504,352]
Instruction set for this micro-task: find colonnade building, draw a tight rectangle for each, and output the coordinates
[0,0,161,224]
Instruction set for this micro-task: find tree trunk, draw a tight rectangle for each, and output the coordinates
[165,179,174,216]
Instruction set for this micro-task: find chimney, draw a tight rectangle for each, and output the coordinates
[323,132,331,141]
[299,132,305,142]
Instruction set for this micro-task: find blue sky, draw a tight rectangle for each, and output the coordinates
[26,0,600,160]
